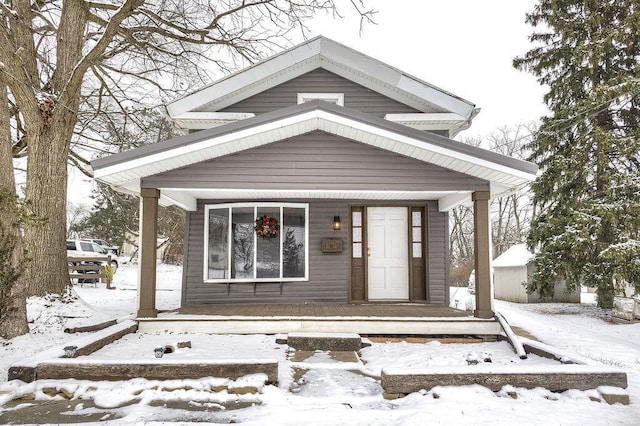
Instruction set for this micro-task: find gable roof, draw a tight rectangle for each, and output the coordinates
[92,101,537,211]
[165,36,477,122]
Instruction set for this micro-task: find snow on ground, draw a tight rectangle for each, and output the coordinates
[1,264,639,424]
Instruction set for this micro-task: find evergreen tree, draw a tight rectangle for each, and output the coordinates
[514,0,640,307]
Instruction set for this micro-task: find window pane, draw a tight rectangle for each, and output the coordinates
[283,207,305,278]
[353,242,362,258]
[412,211,421,227]
[231,207,254,279]
[256,207,281,278]
[412,227,422,242]
[208,209,229,279]
[353,227,362,243]
[413,242,422,258]
[352,211,362,227]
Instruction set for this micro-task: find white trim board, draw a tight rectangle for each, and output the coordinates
[94,109,536,191]
[165,36,475,119]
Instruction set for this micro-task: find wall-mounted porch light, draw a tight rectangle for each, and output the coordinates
[333,216,341,231]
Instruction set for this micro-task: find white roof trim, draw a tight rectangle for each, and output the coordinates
[166,188,482,212]
[95,112,320,182]
[172,112,255,130]
[160,190,198,211]
[385,112,467,131]
[94,109,534,189]
[96,109,534,186]
[94,108,536,212]
[166,36,475,119]
[438,192,472,212]
[314,110,536,183]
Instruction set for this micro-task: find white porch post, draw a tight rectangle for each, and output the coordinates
[137,188,160,318]
[473,191,494,319]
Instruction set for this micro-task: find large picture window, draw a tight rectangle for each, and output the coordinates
[204,203,309,283]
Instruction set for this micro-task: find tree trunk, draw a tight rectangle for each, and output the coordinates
[23,121,73,296]
[0,76,29,339]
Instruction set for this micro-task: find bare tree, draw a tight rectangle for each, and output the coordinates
[449,123,537,284]
[487,123,536,257]
[66,202,90,239]
[0,72,28,339]
[449,205,474,286]
[0,0,375,301]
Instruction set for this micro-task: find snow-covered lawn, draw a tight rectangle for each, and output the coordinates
[1,263,639,425]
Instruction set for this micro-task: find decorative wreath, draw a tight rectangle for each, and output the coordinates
[255,215,280,239]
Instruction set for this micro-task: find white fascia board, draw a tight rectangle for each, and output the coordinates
[172,112,256,130]
[385,113,467,131]
[163,188,455,201]
[160,190,197,211]
[438,192,472,212]
[166,47,321,117]
[315,111,537,184]
[174,112,256,121]
[396,75,475,118]
[319,39,475,115]
[96,109,536,189]
[385,112,467,123]
[319,60,445,113]
[319,41,401,86]
[167,36,475,118]
[93,112,322,183]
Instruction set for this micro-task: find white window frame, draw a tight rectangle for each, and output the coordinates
[297,92,344,106]
[203,202,309,283]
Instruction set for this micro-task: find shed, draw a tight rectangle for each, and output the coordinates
[493,244,580,303]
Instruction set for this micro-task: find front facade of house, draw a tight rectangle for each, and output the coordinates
[91,37,537,318]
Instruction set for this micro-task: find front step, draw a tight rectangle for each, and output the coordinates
[287,332,362,351]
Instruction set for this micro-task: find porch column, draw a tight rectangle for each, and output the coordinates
[472,191,493,319]
[138,188,160,318]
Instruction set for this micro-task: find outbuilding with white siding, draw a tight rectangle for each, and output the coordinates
[493,244,580,303]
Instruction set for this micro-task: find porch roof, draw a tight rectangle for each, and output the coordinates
[91,100,537,212]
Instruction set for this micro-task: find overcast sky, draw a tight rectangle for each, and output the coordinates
[304,0,549,137]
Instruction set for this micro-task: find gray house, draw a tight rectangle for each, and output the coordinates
[91,36,537,319]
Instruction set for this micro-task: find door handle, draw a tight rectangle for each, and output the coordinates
[368,247,371,257]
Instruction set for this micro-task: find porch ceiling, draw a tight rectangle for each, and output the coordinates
[92,101,537,212]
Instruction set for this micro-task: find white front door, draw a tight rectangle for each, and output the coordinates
[367,207,409,301]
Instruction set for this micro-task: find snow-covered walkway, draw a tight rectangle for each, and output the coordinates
[1,264,639,424]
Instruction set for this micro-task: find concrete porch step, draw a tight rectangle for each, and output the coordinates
[286,332,363,351]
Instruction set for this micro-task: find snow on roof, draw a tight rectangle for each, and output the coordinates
[493,244,534,268]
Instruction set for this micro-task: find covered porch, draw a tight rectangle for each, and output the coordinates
[90,102,538,322]
[138,303,502,336]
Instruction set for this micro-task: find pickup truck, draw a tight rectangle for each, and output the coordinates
[67,240,118,272]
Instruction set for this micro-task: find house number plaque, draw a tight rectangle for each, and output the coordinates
[321,238,343,254]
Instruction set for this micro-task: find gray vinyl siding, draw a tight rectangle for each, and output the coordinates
[427,202,449,305]
[211,68,424,118]
[143,131,489,192]
[182,199,449,306]
[184,199,349,305]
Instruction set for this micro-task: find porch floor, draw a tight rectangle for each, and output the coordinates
[174,304,471,318]
[138,304,499,336]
